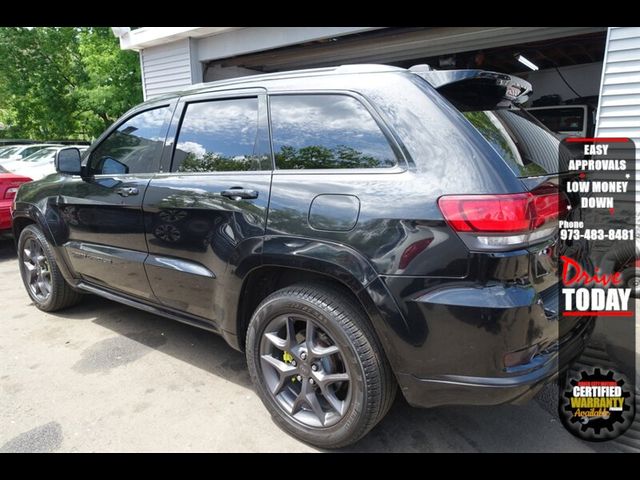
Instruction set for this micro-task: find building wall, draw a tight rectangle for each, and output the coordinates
[136,27,607,99]
[595,27,640,199]
[139,39,195,100]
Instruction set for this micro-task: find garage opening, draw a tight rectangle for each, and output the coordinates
[203,27,607,138]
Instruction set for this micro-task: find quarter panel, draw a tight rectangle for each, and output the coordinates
[267,170,469,277]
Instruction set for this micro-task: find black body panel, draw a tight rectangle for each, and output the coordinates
[12,65,591,409]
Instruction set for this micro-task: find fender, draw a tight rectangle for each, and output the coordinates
[12,197,78,288]
[219,235,381,339]
[222,235,410,373]
[13,201,56,244]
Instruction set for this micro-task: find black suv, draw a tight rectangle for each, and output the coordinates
[12,64,592,448]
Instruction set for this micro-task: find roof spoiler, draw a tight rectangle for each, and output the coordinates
[409,65,532,110]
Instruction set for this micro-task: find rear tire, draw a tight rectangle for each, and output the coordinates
[621,267,640,298]
[246,282,396,448]
[18,225,82,312]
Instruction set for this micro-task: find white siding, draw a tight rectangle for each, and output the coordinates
[140,39,193,99]
[596,27,640,200]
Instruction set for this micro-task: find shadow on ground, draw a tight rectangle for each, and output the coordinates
[0,236,602,452]
[44,293,596,452]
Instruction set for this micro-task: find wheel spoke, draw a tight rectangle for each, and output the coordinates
[311,344,340,358]
[305,320,315,349]
[31,241,40,261]
[316,371,349,387]
[306,391,326,425]
[23,261,36,281]
[40,278,51,295]
[290,384,307,415]
[322,389,346,416]
[260,354,297,395]
[284,316,297,350]
[36,280,46,296]
[264,332,287,350]
[33,278,43,296]
[261,354,297,375]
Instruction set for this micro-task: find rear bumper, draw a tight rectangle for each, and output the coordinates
[0,200,12,232]
[397,315,594,408]
[374,271,595,409]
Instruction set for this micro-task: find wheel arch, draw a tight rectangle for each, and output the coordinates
[12,204,56,244]
[232,260,399,364]
[12,215,36,242]
[12,202,77,287]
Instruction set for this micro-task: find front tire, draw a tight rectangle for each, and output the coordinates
[18,225,82,312]
[246,282,396,448]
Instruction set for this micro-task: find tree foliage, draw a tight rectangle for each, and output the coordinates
[176,145,388,173]
[0,27,142,140]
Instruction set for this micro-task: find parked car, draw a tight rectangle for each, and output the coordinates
[2,145,88,180]
[0,146,21,161]
[0,144,53,165]
[11,64,592,448]
[0,173,32,234]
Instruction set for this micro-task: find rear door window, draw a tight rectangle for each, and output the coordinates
[270,94,398,170]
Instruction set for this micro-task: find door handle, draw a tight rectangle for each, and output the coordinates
[116,187,139,197]
[220,188,259,201]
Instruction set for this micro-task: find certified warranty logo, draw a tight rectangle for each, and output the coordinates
[560,368,635,441]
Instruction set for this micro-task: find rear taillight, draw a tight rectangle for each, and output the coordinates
[4,187,19,200]
[438,185,566,251]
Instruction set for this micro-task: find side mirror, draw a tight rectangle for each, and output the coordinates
[55,148,82,175]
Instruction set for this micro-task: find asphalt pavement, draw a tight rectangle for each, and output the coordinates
[0,236,635,452]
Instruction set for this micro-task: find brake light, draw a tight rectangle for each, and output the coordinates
[4,187,19,200]
[438,185,566,250]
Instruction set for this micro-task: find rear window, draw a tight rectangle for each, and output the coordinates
[23,148,57,162]
[528,107,585,133]
[463,109,563,177]
[0,146,19,158]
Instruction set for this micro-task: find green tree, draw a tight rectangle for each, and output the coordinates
[76,27,142,136]
[0,27,142,141]
[275,144,384,169]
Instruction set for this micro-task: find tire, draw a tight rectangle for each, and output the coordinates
[246,282,397,448]
[621,267,640,298]
[18,225,82,312]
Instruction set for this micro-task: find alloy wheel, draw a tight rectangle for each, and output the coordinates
[22,237,52,302]
[259,314,351,428]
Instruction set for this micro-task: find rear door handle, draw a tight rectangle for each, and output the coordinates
[116,187,139,197]
[220,188,259,201]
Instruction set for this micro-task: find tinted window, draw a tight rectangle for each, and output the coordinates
[23,148,57,162]
[172,97,269,172]
[89,106,171,175]
[463,110,565,177]
[527,107,586,133]
[270,94,397,170]
[0,146,19,159]
[21,146,45,157]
